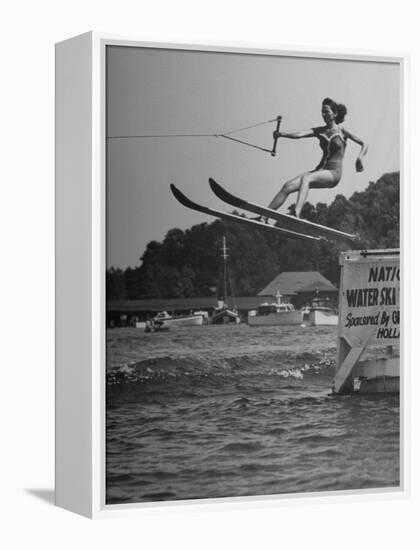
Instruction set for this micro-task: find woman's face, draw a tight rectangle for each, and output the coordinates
[322,104,336,123]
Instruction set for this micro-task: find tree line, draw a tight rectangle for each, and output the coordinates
[107,172,399,300]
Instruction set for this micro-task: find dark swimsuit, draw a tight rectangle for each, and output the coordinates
[312,126,347,186]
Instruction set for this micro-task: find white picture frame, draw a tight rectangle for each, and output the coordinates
[55,31,408,519]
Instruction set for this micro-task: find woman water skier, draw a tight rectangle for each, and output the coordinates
[265,97,368,219]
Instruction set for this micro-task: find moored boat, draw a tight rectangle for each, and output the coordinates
[211,237,241,325]
[144,318,170,333]
[307,297,338,326]
[153,311,204,328]
[247,291,303,326]
[212,300,241,324]
[192,310,210,325]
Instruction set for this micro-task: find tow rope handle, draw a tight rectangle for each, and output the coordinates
[271,115,282,157]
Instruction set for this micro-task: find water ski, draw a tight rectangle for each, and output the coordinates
[170,184,321,242]
[208,178,357,243]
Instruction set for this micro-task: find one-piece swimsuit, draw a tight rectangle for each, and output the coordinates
[312,126,347,185]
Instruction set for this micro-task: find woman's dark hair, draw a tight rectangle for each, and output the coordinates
[322,97,347,124]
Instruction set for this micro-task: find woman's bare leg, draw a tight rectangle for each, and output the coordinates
[295,170,335,217]
[268,172,309,211]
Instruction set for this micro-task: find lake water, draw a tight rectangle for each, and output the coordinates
[106,324,400,504]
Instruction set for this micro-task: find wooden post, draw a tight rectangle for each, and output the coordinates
[333,343,365,394]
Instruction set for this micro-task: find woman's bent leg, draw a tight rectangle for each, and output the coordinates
[268,173,308,211]
[295,170,335,217]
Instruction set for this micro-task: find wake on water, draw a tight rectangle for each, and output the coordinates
[106,350,336,386]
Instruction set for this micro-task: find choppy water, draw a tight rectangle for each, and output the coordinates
[106,324,400,504]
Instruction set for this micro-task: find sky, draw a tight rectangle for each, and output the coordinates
[106,46,400,269]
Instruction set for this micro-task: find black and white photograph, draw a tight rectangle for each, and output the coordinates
[7,0,420,544]
[105,44,400,505]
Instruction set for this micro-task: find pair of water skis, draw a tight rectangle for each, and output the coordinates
[170,178,357,244]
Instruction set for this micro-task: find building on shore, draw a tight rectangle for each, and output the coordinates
[258,271,338,310]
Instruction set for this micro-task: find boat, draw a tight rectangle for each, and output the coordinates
[211,237,241,325]
[307,297,338,326]
[192,310,210,325]
[247,291,303,326]
[152,311,204,328]
[144,319,170,333]
[212,300,241,324]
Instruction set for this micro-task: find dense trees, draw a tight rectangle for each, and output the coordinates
[107,172,399,300]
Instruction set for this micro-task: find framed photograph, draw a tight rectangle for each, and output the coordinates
[55,32,405,518]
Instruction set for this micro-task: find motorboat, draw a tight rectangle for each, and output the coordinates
[152,311,204,328]
[247,291,303,326]
[307,297,338,326]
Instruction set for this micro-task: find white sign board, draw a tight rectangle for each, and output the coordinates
[338,252,400,347]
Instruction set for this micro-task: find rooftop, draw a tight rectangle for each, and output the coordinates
[258,271,337,296]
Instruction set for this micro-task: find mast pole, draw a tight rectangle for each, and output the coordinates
[221,236,229,306]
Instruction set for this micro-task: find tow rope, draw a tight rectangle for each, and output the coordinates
[107,116,282,157]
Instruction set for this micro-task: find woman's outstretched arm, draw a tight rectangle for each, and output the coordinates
[273,129,315,139]
[342,128,368,172]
